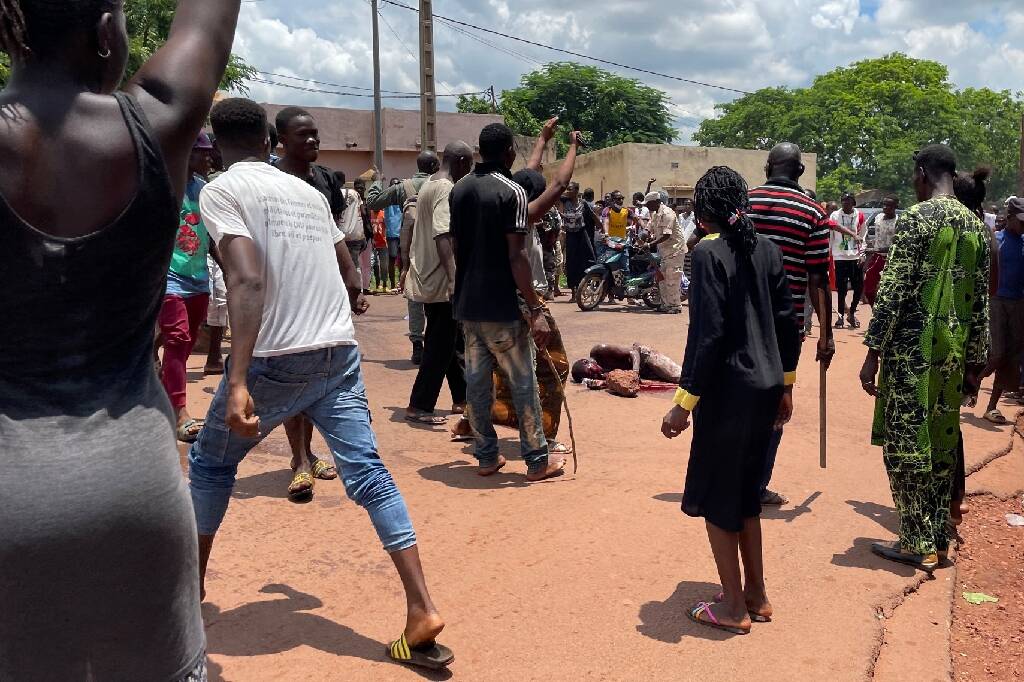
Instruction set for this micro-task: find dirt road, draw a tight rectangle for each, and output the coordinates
[184,295,1010,681]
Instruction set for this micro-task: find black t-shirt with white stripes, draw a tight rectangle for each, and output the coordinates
[450,162,530,322]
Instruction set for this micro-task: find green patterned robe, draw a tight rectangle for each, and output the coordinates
[863,196,989,554]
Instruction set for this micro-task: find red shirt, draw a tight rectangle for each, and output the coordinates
[371,210,387,249]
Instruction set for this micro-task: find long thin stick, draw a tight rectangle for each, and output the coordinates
[819,360,827,469]
[818,288,828,469]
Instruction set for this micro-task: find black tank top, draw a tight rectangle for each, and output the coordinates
[0,93,177,412]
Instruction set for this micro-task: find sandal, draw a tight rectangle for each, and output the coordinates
[549,441,573,455]
[847,315,860,329]
[834,317,845,329]
[175,418,204,444]
[387,633,454,671]
[311,458,337,481]
[450,418,474,442]
[984,409,1009,425]
[760,489,789,506]
[287,472,314,501]
[713,592,772,623]
[687,601,750,635]
[870,541,938,572]
[451,403,466,415]
[203,362,225,376]
[405,411,448,426]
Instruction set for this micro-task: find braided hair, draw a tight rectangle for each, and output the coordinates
[693,165,757,256]
[0,0,114,61]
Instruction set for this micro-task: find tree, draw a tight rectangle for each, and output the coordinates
[1,1,253,91]
[694,54,1024,204]
[459,62,676,154]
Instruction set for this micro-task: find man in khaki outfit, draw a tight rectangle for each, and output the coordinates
[646,192,685,314]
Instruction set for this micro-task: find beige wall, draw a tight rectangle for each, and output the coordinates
[562,143,818,200]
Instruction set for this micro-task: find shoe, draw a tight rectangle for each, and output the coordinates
[848,315,860,329]
[871,541,939,572]
[411,341,424,366]
[834,317,845,329]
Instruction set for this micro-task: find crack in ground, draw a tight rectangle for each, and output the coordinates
[867,407,1023,680]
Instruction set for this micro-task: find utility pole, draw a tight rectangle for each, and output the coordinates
[488,85,498,114]
[371,0,385,173]
[1018,112,1024,195]
[419,0,437,152]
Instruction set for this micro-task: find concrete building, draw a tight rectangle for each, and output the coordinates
[558,143,818,201]
[259,103,554,182]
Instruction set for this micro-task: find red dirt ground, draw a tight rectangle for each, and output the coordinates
[951,495,1024,681]
[175,294,1015,681]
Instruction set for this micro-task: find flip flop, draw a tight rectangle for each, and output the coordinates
[870,541,938,572]
[311,458,337,481]
[549,442,573,455]
[287,472,314,501]
[176,418,204,444]
[713,592,772,623]
[687,602,749,635]
[387,633,454,671]
[405,412,448,426]
[984,409,1009,425]
[451,403,466,415]
[203,363,225,376]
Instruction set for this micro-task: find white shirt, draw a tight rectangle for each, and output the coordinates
[829,209,866,261]
[200,162,356,357]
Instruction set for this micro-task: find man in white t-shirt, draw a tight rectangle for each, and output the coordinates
[830,192,867,329]
[188,99,452,671]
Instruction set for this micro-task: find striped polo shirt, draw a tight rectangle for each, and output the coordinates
[748,178,831,326]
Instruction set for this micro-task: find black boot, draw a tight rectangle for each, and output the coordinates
[411,341,424,366]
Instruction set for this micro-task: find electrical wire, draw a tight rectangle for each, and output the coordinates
[378,0,752,95]
[251,77,485,99]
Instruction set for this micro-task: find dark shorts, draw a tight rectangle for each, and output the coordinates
[990,297,1024,390]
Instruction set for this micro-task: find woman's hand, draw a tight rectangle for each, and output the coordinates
[661,405,691,439]
[774,389,793,431]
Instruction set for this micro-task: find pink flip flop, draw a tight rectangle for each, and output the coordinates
[713,592,772,623]
[687,601,750,635]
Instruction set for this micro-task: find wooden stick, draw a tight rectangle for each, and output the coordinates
[819,360,827,469]
[818,286,828,469]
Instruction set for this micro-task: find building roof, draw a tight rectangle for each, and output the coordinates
[261,103,504,153]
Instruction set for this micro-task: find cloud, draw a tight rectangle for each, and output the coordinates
[229,0,1024,141]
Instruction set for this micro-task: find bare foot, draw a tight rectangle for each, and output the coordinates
[478,456,507,477]
[526,456,566,482]
[405,608,445,647]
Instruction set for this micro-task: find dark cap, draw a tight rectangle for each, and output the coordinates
[1007,196,1024,220]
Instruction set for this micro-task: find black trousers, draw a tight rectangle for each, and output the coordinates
[408,301,467,412]
[834,259,864,316]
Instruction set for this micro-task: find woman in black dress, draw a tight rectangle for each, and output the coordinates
[661,166,801,635]
[561,181,597,294]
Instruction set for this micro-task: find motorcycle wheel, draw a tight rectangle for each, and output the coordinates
[642,287,662,309]
[576,273,606,311]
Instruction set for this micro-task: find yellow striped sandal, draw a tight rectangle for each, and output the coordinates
[387,633,454,670]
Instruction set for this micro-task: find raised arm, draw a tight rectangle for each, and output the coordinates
[527,131,581,223]
[125,1,242,201]
[526,117,559,171]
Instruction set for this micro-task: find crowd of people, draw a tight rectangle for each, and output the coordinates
[0,0,1020,676]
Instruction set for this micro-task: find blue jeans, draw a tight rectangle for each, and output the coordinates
[462,320,548,471]
[760,428,784,494]
[188,345,416,552]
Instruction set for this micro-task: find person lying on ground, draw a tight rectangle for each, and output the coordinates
[571,344,682,384]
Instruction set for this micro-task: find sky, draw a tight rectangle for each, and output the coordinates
[234,0,1024,142]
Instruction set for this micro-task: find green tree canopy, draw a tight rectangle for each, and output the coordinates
[459,62,677,154]
[1,1,253,91]
[694,53,1023,204]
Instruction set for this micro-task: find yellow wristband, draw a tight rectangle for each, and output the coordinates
[672,388,700,411]
[784,371,797,387]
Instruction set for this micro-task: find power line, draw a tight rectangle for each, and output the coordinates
[378,0,752,96]
[435,16,543,68]
[373,2,457,96]
[257,71,419,95]
[251,77,484,99]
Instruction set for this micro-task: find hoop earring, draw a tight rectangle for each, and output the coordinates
[98,47,111,59]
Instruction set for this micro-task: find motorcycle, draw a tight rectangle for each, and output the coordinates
[576,237,663,311]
